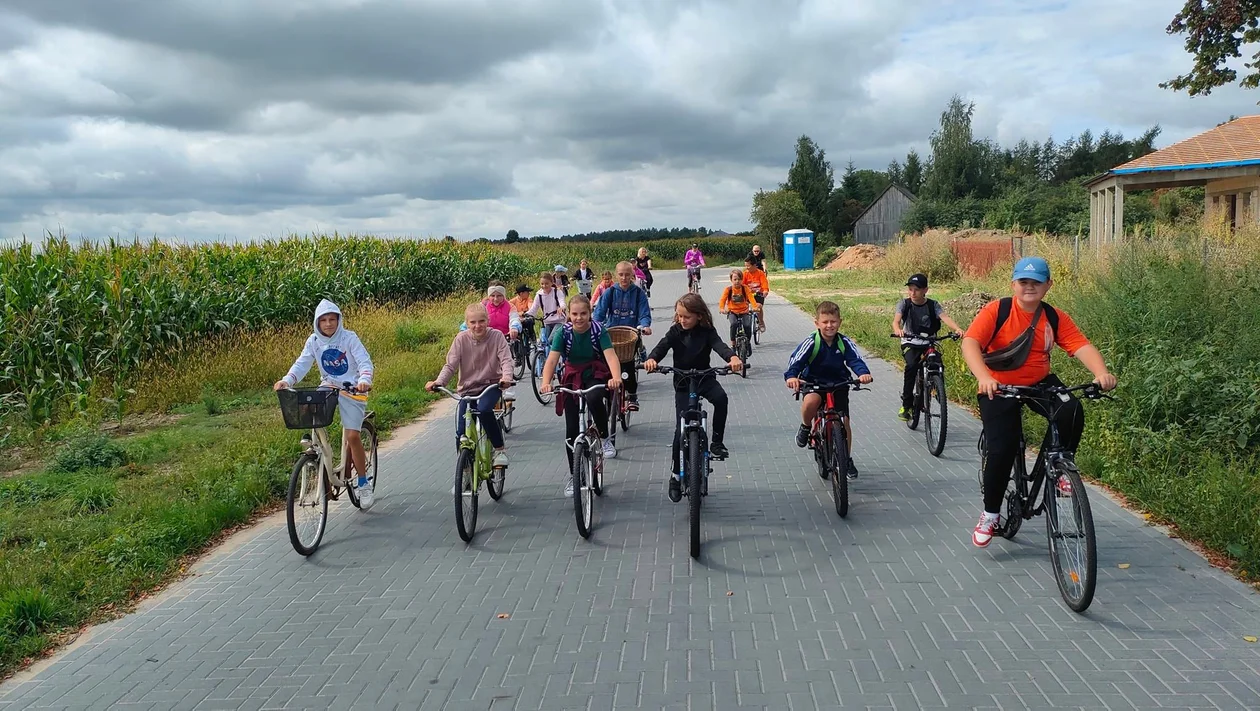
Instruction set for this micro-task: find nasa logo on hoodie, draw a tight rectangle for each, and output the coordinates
[321,349,350,376]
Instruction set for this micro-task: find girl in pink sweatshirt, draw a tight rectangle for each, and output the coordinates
[426,303,516,468]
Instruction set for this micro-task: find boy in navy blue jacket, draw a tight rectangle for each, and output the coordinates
[784,300,873,479]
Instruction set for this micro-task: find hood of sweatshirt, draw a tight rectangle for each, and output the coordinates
[313,299,344,345]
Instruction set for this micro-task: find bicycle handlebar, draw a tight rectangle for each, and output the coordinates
[645,365,734,377]
[996,382,1115,401]
[433,381,514,402]
[553,384,608,396]
[890,333,960,342]
[794,380,867,399]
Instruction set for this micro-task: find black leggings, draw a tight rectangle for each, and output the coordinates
[671,380,727,473]
[977,374,1085,513]
[727,312,753,343]
[618,360,639,395]
[565,394,610,469]
[640,270,653,290]
[901,345,926,408]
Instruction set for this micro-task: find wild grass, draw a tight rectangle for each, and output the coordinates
[775,228,1260,578]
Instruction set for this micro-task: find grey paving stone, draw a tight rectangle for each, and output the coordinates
[2,268,1260,710]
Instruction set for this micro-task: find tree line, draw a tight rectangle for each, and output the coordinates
[748,93,1215,256]
[491,226,750,244]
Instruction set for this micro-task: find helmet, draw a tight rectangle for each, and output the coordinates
[553,264,568,272]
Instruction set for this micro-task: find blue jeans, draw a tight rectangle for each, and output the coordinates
[455,386,504,449]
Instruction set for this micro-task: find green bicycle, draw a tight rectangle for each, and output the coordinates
[435,382,510,542]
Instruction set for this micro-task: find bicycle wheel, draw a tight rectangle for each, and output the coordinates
[924,374,948,457]
[907,374,922,430]
[572,441,594,539]
[752,313,761,345]
[826,422,849,518]
[286,453,327,555]
[497,396,514,434]
[486,443,506,500]
[512,341,527,380]
[1045,462,1097,612]
[608,387,621,442]
[531,359,554,406]
[618,393,631,432]
[687,430,704,559]
[737,336,749,378]
[454,449,479,542]
[347,419,378,510]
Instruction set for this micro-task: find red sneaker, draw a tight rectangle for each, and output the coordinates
[972,514,998,548]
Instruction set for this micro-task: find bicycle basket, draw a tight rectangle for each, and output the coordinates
[276,388,339,430]
[608,326,640,362]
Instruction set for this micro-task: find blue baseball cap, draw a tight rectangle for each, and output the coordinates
[1012,257,1050,283]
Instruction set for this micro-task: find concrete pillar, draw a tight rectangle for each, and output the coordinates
[1102,187,1112,246]
[1091,190,1101,248]
[1113,184,1125,243]
[1251,189,1259,225]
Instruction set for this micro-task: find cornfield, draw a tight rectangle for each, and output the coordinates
[0,235,534,422]
[497,236,757,271]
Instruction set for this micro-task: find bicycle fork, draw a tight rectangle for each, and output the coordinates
[677,411,711,497]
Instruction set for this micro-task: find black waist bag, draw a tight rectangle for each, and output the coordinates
[982,303,1044,371]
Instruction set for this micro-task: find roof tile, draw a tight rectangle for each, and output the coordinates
[1115,115,1260,171]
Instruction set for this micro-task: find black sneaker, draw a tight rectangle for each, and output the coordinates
[627,395,640,412]
[710,441,728,459]
[794,424,810,448]
[667,475,682,502]
[846,459,859,480]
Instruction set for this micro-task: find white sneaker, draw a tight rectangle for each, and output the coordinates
[493,450,509,468]
[602,441,617,459]
[503,389,517,402]
[564,480,575,496]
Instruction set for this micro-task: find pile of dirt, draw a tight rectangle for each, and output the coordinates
[824,244,886,270]
[945,291,997,318]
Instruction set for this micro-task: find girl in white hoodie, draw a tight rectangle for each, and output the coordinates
[274,300,375,487]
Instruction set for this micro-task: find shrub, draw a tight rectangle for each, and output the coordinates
[50,434,128,473]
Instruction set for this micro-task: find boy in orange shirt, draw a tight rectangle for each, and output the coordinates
[960,257,1116,548]
[718,269,761,352]
[742,257,770,332]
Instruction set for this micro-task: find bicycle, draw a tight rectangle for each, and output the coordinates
[606,327,643,441]
[728,311,754,378]
[891,332,960,457]
[796,380,865,517]
[752,297,764,346]
[275,383,379,556]
[645,364,734,559]
[434,382,512,542]
[979,382,1112,612]
[635,270,651,298]
[512,316,537,381]
[552,383,608,538]
[575,279,593,298]
[531,320,563,405]
[687,266,702,294]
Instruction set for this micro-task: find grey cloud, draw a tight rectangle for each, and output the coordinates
[2,0,605,84]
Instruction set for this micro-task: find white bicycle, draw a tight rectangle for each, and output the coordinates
[276,383,378,556]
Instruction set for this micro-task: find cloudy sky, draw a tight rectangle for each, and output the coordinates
[1,0,1257,243]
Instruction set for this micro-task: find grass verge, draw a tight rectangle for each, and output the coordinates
[0,295,472,678]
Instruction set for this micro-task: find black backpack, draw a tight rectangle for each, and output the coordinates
[898,298,942,337]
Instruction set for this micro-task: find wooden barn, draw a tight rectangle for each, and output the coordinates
[853,184,916,245]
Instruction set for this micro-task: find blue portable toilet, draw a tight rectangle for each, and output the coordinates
[782,229,814,271]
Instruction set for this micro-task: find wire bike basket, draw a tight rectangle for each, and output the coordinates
[276,388,340,430]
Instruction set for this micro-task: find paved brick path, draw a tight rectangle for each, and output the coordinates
[4,269,1260,710]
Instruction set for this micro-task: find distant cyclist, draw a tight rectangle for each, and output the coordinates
[684,244,706,291]
[633,248,654,295]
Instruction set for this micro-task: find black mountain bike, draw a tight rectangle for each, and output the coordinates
[893,332,959,456]
[797,380,865,517]
[730,312,754,378]
[979,381,1113,613]
[646,365,733,559]
[512,316,537,381]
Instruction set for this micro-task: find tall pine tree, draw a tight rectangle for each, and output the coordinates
[782,135,834,234]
